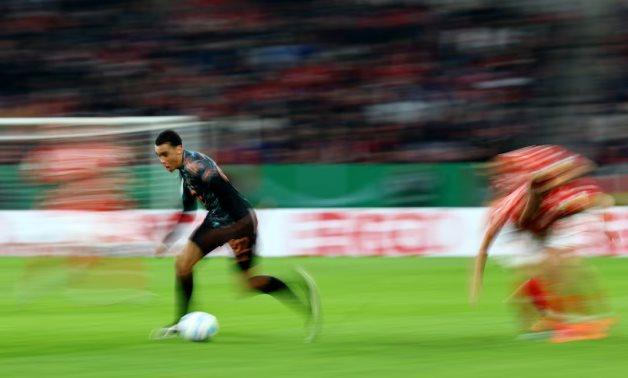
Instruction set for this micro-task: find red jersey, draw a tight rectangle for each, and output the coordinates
[487,145,600,236]
[526,177,603,234]
[491,145,592,192]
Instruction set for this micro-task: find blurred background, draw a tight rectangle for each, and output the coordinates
[0,2,627,377]
[0,0,628,209]
[0,0,627,211]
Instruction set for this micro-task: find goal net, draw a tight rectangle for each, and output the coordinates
[0,116,210,301]
[0,116,206,211]
[0,116,207,256]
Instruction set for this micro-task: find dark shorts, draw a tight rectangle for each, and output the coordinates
[190,211,257,271]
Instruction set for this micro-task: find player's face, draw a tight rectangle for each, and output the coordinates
[155,143,183,172]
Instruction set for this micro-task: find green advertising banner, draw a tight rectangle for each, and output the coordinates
[0,164,488,210]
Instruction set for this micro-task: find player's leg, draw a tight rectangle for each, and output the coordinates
[543,214,614,342]
[229,234,306,312]
[237,261,322,343]
[505,262,559,338]
[150,240,204,340]
[500,236,558,334]
[543,213,609,319]
[229,215,321,341]
[191,214,315,318]
[174,240,204,322]
[174,217,242,322]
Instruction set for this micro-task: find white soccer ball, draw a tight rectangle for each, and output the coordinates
[177,311,219,341]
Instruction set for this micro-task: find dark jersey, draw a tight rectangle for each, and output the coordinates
[178,149,251,228]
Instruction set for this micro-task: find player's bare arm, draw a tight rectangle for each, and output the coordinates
[470,222,500,304]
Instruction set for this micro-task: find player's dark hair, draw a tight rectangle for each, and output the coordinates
[155,130,182,147]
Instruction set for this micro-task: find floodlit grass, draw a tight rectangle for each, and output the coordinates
[1,257,627,378]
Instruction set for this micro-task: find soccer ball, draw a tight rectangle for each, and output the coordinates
[177,311,219,341]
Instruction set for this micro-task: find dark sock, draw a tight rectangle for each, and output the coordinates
[252,275,306,312]
[175,273,194,323]
[255,275,287,294]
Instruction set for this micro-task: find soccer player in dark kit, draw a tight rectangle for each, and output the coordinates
[151,130,321,342]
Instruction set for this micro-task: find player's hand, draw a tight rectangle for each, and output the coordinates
[155,243,169,258]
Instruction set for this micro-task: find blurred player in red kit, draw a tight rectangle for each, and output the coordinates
[471,145,615,342]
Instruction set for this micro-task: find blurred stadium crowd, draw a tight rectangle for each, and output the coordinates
[0,0,627,164]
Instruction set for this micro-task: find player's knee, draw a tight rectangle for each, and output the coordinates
[175,256,194,277]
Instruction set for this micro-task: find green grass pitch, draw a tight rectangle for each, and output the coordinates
[1,257,627,378]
